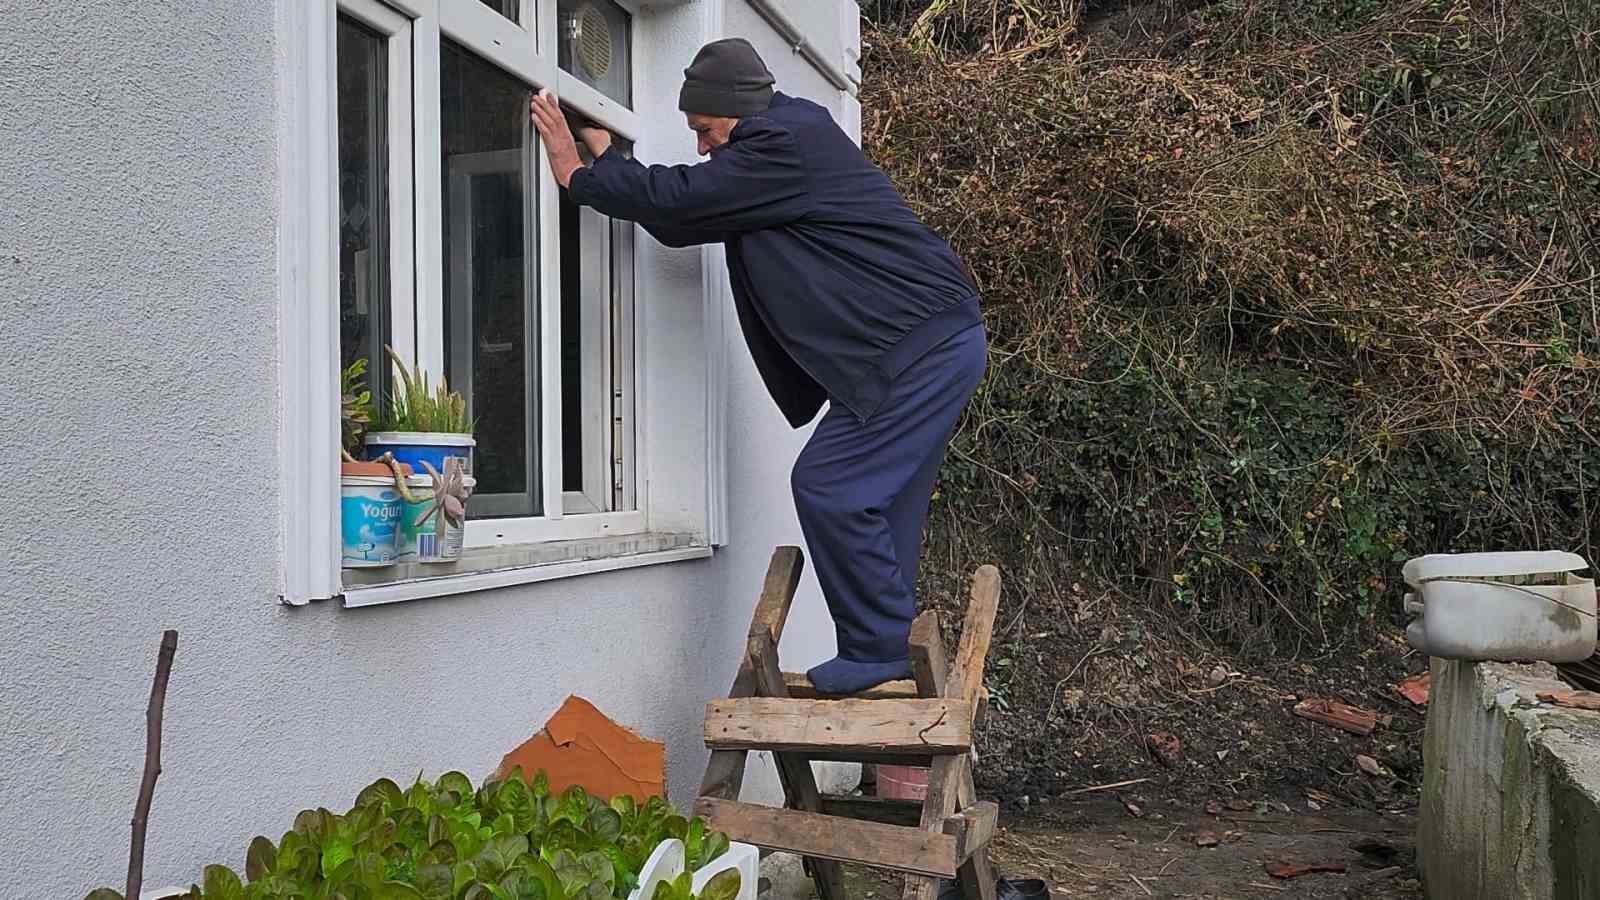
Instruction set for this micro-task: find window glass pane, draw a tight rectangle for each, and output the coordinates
[337,16,390,409]
[477,0,520,25]
[558,0,631,107]
[559,139,634,514]
[560,190,585,496]
[441,41,538,517]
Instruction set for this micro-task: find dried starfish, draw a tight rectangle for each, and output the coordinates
[416,457,469,542]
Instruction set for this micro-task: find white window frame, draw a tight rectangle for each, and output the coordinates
[339,0,421,373]
[280,0,684,606]
[407,0,650,549]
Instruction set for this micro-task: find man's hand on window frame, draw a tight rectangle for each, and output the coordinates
[531,91,613,188]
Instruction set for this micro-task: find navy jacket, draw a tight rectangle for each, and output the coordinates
[568,92,980,427]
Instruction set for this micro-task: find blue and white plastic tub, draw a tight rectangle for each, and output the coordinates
[365,431,475,477]
[339,475,404,568]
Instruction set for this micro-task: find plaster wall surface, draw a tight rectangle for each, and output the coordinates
[0,0,860,895]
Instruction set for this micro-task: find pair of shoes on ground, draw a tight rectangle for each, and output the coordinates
[936,878,1048,900]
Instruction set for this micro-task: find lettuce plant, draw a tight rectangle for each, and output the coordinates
[85,769,732,900]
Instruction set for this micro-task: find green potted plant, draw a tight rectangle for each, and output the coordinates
[365,345,477,478]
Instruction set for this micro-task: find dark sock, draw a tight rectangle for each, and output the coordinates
[806,656,914,695]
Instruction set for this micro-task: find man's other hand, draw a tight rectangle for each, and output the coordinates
[575,122,613,159]
[530,91,584,188]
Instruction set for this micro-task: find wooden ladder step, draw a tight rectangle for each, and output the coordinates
[697,798,971,878]
[704,697,973,756]
[782,672,921,700]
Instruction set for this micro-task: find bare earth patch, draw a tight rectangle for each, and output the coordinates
[841,796,1421,899]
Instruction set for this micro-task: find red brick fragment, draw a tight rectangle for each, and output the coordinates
[1293,698,1378,735]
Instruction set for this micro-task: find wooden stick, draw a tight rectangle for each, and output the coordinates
[1060,778,1152,796]
[127,630,178,900]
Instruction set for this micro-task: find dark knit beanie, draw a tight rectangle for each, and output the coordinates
[678,38,776,118]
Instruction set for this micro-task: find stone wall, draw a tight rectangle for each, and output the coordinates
[1421,659,1600,900]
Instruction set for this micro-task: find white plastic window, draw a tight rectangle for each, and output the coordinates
[318,0,648,583]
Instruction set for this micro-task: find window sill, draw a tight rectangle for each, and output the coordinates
[340,532,710,608]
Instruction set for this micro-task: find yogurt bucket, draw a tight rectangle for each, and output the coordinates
[398,475,476,563]
[339,475,404,567]
[365,432,475,478]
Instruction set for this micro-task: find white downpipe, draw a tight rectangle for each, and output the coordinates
[742,0,857,95]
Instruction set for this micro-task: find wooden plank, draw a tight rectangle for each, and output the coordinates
[910,609,977,811]
[943,802,998,862]
[699,751,749,803]
[748,631,847,900]
[906,610,959,900]
[818,795,924,826]
[748,546,806,645]
[946,566,1002,706]
[704,697,972,755]
[783,671,920,700]
[941,576,1001,900]
[903,873,942,900]
[919,757,966,833]
[794,750,940,767]
[955,843,997,900]
[909,610,948,695]
[696,798,960,879]
[699,547,806,801]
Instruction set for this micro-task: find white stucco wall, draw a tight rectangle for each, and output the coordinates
[0,1,860,896]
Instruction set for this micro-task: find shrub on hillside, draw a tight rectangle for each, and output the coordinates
[865,0,1600,650]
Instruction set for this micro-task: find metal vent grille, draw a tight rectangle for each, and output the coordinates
[576,4,612,80]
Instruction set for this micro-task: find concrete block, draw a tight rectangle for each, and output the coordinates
[758,851,815,900]
[1421,659,1600,900]
[810,761,862,795]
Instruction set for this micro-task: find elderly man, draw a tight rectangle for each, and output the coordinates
[530,38,986,695]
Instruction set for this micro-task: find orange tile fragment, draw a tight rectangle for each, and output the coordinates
[496,695,666,802]
[1397,672,1432,706]
[1537,690,1600,712]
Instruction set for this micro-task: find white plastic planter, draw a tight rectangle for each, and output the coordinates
[629,839,759,900]
[1402,550,1597,663]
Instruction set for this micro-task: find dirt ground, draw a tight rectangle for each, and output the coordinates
[924,575,1432,815]
[842,795,1421,899]
[854,573,1433,898]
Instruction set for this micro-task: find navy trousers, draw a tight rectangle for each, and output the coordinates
[792,323,988,673]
